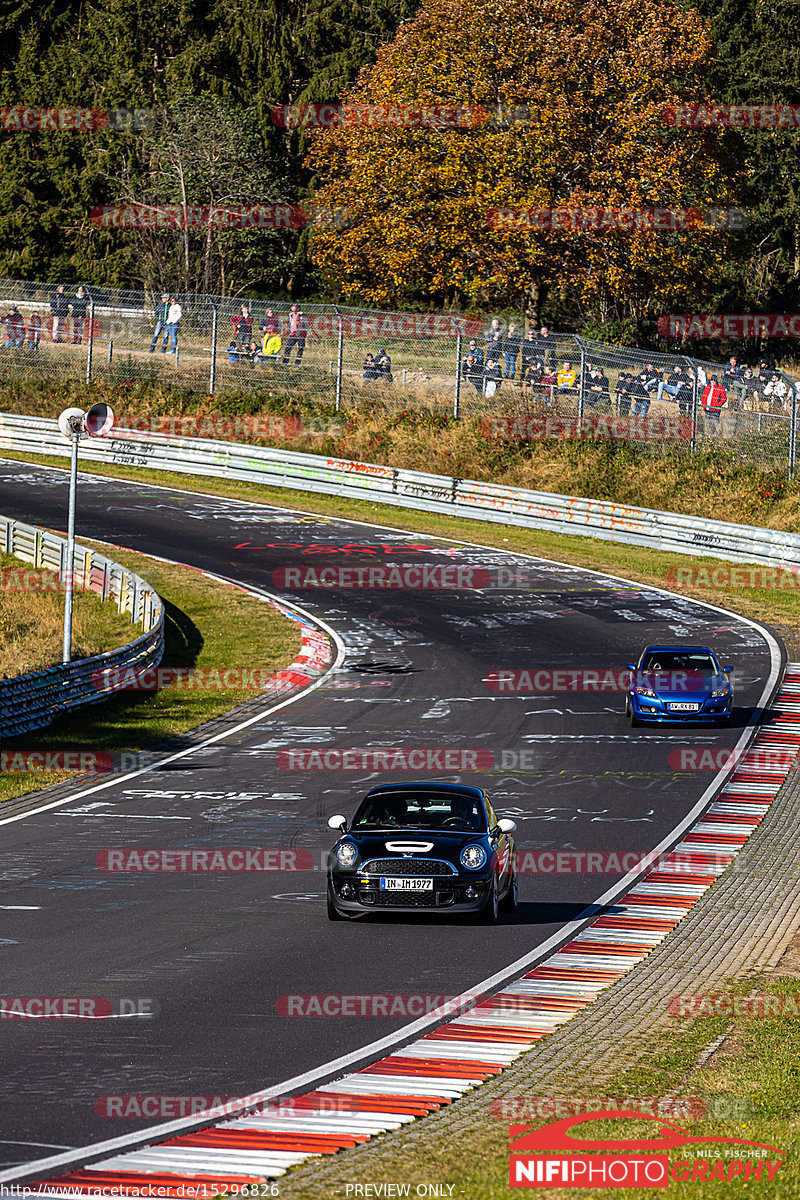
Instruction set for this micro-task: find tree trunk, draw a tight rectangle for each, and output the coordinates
[524,280,541,331]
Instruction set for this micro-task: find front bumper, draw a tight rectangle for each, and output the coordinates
[328,873,492,915]
[629,693,732,723]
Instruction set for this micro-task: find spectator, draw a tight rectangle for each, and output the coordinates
[540,363,557,407]
[227,340,239,364]
[483,356,503,397]
[2,306,25,347]
[164,296,182,355]
[282,303,310,365]
[27,311,41,351]
[466,338,484,372]
[486,329,504,364]
[663,364,684,401]
[764,372,789,413]
[615,372,632,417]
[484,318,503,357]
[585,364,610,409]
[722,356,741,390]
[641,363,662,399]
[557,360,577,393]
[375,347,393,382]
[149,293,170,352]
[503,323,522,379]
[701,374,727,428]
[738,366,759,410]
[629,372,651,418]
[230,304,253,349]
[262,330,282,361]
[675,372,695,420]
[71,286,89,344]
[461,352,484,395]
[50,285,69,343]
[520,331,540,385]
[247,339,261,366]
[260,307,279,339]
[363,353,380,381]
[536,324,557,368]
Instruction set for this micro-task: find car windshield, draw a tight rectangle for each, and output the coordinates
[351,791,487,832]
[639,651,718,676]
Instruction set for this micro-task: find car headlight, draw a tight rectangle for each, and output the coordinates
[335,842,358,868]
[461,844,487,870]
[635,686,657,698]
[710,686,730,698]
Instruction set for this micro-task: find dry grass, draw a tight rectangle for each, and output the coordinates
[0,551,139,677]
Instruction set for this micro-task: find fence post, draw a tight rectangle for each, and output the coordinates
[689,359,700,453]
[85,299,95,385]
[209,304,218,394]
[576,335,586,423]
[789,381,798,481]
[454,333,463,419]
[335,314,343,412]
[108,339,113,368]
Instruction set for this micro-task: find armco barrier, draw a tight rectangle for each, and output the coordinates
[2,412,800,572]
[0,513,164,738]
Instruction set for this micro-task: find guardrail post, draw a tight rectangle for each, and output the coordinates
[85,299,95,385]
[335,315,344,413]
[454,333,463,419]
[209,304,218,394]
[790,381,798,481]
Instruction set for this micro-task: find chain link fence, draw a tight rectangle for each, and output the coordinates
[0,277,796,475]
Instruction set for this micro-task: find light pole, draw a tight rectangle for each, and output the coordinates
[57,403,114,663]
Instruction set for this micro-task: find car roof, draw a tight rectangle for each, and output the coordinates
[639,645,715,655]
[363,782,486,800]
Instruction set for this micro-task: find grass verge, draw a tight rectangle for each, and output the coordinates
[0,538,301,804]
[0,549,139,675]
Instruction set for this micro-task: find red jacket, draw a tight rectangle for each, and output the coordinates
[701,382,727,411]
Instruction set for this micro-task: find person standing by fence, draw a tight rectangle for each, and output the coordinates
[149,294,170,352]
[71,286,89,344]
[282,304,309,365]
[164,296,182,356]
[50,285,69,343]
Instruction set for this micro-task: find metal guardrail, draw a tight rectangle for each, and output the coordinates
[2,412,799,573]
[0,511,165,738]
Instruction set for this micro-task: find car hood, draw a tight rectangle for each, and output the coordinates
[635,671,727,700]
[335,831,490,863]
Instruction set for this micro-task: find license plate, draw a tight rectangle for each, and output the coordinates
[669,702,701,711]
[380,877,433,891]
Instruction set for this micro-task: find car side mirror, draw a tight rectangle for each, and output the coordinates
[723,665,733,673]
[327,814,347,833]
[626,664,636,672]
[497,818,517,834]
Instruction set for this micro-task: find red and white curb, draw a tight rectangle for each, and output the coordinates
[26,666,800,1195]
[264,608,333,692]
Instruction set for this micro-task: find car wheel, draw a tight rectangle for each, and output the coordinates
[327,888,346,921]
[500,872,518,913]
[627,704,640,728]
[478,879,499,924]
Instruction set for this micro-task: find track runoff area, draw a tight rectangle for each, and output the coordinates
[0,457,781,1182]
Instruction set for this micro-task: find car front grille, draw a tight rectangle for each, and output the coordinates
[370,890,457,907]
[361,858,456,876]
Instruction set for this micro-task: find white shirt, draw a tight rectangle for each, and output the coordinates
[166,302,182,324]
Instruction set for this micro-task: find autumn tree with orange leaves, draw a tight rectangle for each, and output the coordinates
[305,0,739,326]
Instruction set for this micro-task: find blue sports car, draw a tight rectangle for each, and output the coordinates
[625,645,734,727]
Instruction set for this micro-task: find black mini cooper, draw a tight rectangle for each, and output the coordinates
[326,781,518,922]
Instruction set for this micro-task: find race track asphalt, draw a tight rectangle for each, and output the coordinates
[0,459,781,1164]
